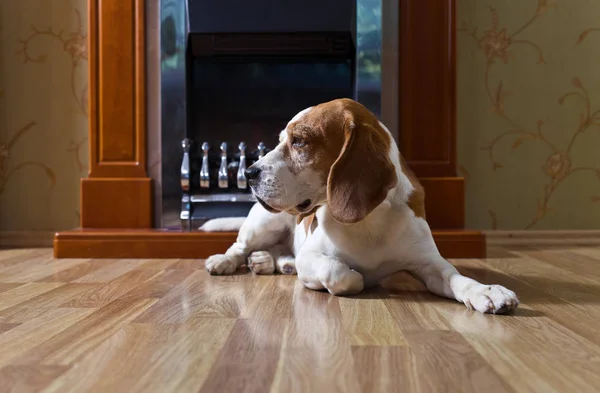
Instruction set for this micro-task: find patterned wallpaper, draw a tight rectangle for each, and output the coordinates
[0,0,88,232]
[1,0,599,232]
[457,0,600,229]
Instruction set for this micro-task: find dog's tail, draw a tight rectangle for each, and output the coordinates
[199,217,246,232]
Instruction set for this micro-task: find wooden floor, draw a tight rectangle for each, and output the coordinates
[0,247,599,393]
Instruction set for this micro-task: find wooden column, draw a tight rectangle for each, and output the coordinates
[397,0,484,254]
[80,0,152,229]
[399,0,464,229]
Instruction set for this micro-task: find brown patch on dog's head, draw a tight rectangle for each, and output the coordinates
[282,104,347,181]
[276,99,398,223]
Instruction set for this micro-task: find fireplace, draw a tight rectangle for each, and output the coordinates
[160,0,383,230]
[53,0,486,259]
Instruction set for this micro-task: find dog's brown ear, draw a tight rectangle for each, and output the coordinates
[327,110,398,224]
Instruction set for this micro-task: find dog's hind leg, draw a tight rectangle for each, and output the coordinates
[205,203,294,275]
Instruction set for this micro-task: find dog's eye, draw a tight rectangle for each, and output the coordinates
[291,136,306,148]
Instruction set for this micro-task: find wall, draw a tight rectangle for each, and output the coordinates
[0,0,88,233]
[1,0,599,234]
[457,0,600,229]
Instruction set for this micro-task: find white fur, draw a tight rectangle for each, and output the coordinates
[199,217,246,232]
[203,106,519,314]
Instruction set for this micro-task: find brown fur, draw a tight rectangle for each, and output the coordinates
[284,98,399,224]
[285,105,346,182]
[324,99,397,223]
[296,205,319,225]
[400,155,426,219]
[302,212,318,235]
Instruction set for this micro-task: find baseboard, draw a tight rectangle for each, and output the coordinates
[485,230,600,247]
[16,229,600,253]
[0,231,54,248]
[53,229,486,259]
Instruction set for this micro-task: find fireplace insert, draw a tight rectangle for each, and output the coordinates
[159,0,382,230]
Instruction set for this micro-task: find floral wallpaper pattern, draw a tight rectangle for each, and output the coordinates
[457,0,600,229]
[1,0,599,232]
[0,0,88,231]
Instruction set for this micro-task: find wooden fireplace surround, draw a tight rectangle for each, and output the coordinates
[53,0,486,259]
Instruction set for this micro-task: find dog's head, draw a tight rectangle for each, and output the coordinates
[245,98,398,224]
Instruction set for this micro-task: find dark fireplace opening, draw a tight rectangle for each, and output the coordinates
[187,55,354,191]
[159,0,382,230]
[190,57,354,152]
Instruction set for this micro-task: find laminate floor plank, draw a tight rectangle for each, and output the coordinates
[72,259,150,283]
[351,346,417,393]
[117,268,191,302]
[404,330,514,393]
[517,247,600,281]
[483,253,600,300]
[434,303,600,393]
[0,249,42,262]
[0,283,64,312]
[0,283,98,323]
[0,322,20,334]
[2,259,90,283]
[60,269,162,308]
[0,308,96,368]
[13,298,156,365]
[339,293,407,346]
[0,248,598,393]
[133,271,251,323]
[0,283,22,294]
[36,260,112,283]
[0,249,49,268]
[40,319,236,393]
[270,317,361,393]
[0,255,57,277]
[200,319,286,393]
[454,258,600,347]
[0,365,69,393]
[239,275,295,319]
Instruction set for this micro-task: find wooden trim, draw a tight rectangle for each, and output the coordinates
[82,0,152,228]
[90,0,147,177]
[399,0,457,178]
[54,229,485,259]
[81,178,152,228]
[420,177,464,229]
[0,231,54,248]
[486,230,600,247]
[88,0,147,178]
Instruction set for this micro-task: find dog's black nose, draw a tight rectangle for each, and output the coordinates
[245,167,261,180]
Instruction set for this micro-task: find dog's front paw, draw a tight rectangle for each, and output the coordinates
[205,254,237,275]
[248,251,275,275]
[462,284,519,314]
[324,269,364,296]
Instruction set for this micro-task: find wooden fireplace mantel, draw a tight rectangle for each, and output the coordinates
[53,0,486,259]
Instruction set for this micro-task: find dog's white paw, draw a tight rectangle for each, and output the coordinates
[462,284,519,314]
[276,256,297,275]
[248,251,275,275]
[324,269,364,296]
[205,254,237,275]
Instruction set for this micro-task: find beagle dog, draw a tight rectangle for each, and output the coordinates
[202,98,519,314]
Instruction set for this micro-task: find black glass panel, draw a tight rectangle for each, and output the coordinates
[189,58,354,152]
